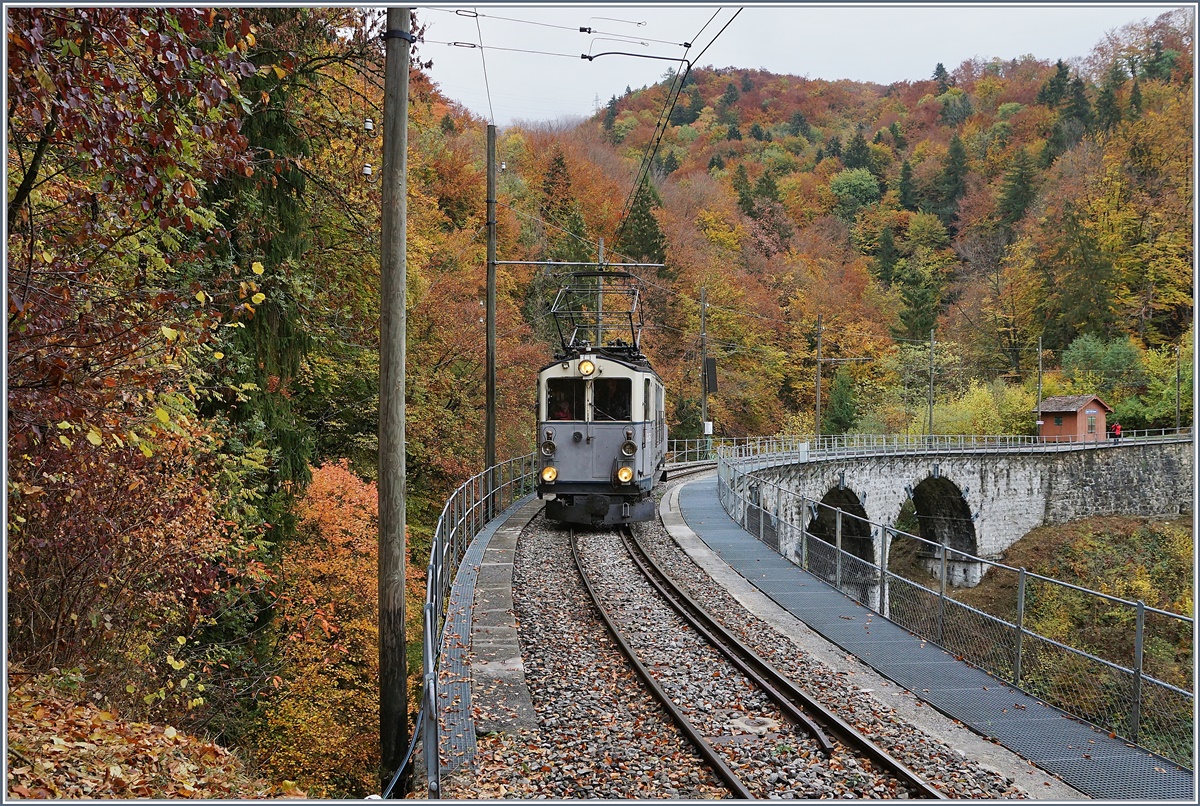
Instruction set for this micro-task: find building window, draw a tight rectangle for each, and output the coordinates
[1087,415,1096,434]
[1054,416,1063,426]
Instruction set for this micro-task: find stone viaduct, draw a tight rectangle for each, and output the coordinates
[730,438,1193,587]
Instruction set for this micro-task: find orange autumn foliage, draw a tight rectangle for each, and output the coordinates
[250,461,383,798]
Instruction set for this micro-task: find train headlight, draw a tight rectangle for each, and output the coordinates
[620,440,638,457]
[578,359,596,376]
[540,466,558,483]
[540,440,557,457]
[615,466,634,484]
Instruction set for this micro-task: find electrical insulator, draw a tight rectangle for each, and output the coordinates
[363,163,372,176]
[364,117,374,133]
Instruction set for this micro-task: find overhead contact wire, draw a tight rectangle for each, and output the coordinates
[613,9,742,246]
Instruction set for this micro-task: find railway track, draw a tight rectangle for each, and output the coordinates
[572,523,947,800]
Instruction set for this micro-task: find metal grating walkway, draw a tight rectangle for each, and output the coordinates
[678,477,1195,801]
[438,495,542,776]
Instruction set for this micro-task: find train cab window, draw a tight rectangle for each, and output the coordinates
[593,378,631,421]
[547,378,585,420]
[644,379,651,422]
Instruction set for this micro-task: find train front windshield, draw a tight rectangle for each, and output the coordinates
[546,377,632,422]
[547,378,585,420]
[592,378,631,421]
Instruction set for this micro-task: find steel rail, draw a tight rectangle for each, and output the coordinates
[569,530,755,800]
[620,528,948,801]
[618,527,835,755]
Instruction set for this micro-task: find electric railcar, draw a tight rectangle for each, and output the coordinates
[535,272,667,526]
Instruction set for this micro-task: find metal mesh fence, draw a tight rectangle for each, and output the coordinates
[716,437,1194,770]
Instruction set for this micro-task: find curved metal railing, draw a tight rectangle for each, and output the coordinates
[715,432,1194,767]
[384,453,537,798]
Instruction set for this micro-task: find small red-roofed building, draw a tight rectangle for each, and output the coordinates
[1035,395,1113,442]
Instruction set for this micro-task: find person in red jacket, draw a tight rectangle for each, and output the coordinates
[1112,421,1122,442]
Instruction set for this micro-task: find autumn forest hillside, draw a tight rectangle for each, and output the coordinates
[5,6,1194,797]
[512,8,1194,438]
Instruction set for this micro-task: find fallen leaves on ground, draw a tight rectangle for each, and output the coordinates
[6,671,303,799]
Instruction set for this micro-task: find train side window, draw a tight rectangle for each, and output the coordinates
[593,378,631,421]
[644,379,651,422]
[547,378,585,420]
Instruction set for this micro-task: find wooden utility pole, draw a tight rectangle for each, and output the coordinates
[485,124,497,484]
[1036,336,1043,439]
[814,314,823,440]
[1176,345,1182,432]
[700,287,708,424]
[927,328,935,438]
[378,6,410,792]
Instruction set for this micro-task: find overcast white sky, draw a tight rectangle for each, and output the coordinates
[412,2,1187,127]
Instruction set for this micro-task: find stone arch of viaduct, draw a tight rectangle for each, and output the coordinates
[749,441,1192,585]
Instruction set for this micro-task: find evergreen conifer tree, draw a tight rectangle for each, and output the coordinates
[1095,62,1125,132]
[875,226,899,285]
[997,148,1038,232]
[789,110,811,139]
[1036,59,1070,106]
[617,182,667,264]
[843,128,871,170]
[932,62,951,94]
[935,134,968,227]
[1064,75,1094,132]
[732,164,754,215]
[603,95,618,130]
[898,160,918,211]
[897,271,940,342]
[1040,121,1067,168]
[1129,77,1143,117]
[822,365,858,435]
[754,172,780,203]
[540,149,592,262]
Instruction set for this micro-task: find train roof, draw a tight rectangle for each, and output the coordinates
[538,347,657,376]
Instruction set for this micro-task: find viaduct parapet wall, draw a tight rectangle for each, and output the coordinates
[749,440,1192,563]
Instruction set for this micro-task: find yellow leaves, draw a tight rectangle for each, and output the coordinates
[195,290,208,304]
[86,428,103,447]
[251,261,264,275]
[695,209,744,252]
[139,442,154,458]
[213,352,224,360]
[154,407,170,425]
[251,292,265,305]
[280,781,308,798]
[161,325,179,341]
